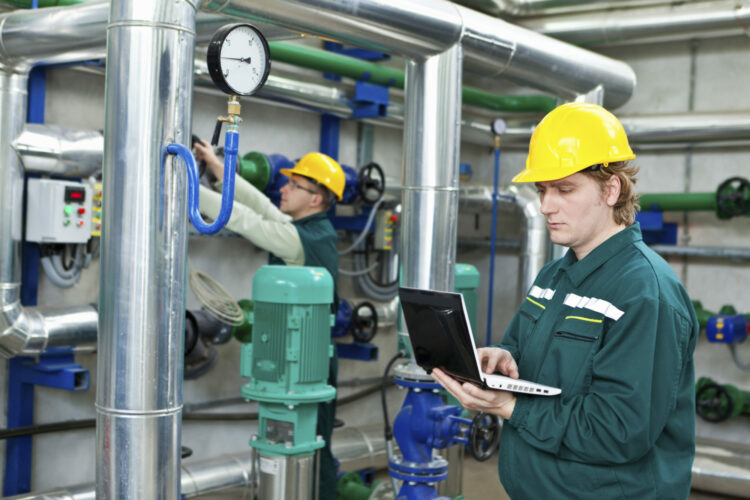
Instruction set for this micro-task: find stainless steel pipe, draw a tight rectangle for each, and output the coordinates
[199,0,636,108]
[520,0,750,47]
[96,0,196,497]
[12,124,104,178]
[400,44,463,292]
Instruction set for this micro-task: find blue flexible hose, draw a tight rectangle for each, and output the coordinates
[485,146,501,347]
[166,130,237,235]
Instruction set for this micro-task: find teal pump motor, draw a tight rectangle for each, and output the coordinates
[241,265,336,457]
[454,263,480,335]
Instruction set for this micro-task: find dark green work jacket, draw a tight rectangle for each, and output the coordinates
[269,211,339,500]
[498,223,698,500]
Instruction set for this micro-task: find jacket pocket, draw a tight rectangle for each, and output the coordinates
[517,297,546,361]
[540,315,603,396]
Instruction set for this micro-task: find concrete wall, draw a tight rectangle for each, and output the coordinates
[1,24,749,495]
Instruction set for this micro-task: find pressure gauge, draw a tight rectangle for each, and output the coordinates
[491,118,507,136]
[207,24,271,96]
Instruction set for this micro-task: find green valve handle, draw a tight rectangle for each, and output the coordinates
[696,376,750,422]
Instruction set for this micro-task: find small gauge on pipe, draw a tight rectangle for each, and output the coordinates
[207,23,271,96]
[491,118,507,136]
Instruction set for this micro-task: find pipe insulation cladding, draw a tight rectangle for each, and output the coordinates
[198,0,636,108]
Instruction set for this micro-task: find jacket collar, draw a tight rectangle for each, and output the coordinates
[558,223,643,287]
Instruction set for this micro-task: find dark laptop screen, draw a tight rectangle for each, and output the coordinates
[398,287,482,382]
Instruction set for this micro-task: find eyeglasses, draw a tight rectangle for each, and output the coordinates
[287,179,320,195]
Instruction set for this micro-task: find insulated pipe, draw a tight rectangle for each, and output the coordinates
[455,185,549,299]
[3,424,386,500]
[96,0,196,497]
[462,0,677,17]
[12,124,103,178]
[519,0,750,47]
[198,0,636,108]
[400,45,463,292]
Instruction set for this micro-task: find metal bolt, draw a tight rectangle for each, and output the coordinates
[288,405,295,410]
[316,435,323,442]
[414,388,421,393]
[251,434,258,441]
[285,442,293,448]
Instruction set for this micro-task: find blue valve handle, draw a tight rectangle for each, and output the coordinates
[165,129,237,235]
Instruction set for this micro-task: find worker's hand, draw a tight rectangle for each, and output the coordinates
[193,138,224,180]
[478,347,519,379]
[432,368,517,420]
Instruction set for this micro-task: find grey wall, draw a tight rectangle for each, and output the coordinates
[1,26,750,494]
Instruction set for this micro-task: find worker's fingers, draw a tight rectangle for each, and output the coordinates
[478,348,518,379]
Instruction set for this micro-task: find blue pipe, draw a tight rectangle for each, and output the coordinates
[485,146,501,347]
[165,129,237,234]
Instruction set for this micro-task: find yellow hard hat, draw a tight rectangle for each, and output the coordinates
[512,102,635,183]
[281,152,345,201]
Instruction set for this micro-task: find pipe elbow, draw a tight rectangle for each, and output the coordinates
[0,295,46,358]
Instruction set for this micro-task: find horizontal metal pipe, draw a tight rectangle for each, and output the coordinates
[692,436,750,498]
[519,0,750,47]
[650,245,750,262]
[12,124,103,178]
[199,0,636,108]
[458,0,680,17]
[3,424,386,500]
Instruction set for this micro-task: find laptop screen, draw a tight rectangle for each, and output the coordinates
[399,287,482,383]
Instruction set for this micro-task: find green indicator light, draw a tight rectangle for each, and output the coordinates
[64,205,73,216]
[63,220,71,226]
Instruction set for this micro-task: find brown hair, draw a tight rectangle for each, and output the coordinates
[582,161,640,226]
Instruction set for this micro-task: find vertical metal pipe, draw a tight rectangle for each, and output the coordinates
[97,0,196,497]
[400,44,463,292]
[0,69,26,286]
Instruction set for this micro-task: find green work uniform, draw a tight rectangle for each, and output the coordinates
[497,223,698,500]
[270,211,339,500]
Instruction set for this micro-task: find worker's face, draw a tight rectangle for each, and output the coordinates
[280,174,324,217]
[535,172,621,259]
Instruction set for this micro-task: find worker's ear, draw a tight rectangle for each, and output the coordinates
[604,175,621,207]
[309,192,324,209]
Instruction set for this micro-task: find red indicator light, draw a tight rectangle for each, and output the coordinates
[71,192,83,199]
[78,207,86,215]
[77,220,85,227]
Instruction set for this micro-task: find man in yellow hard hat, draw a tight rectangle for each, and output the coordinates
[195,141,344,500]
[433,103,698,499]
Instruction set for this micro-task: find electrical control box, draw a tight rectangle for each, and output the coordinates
[26,178,93,243]
[373,209,397,250]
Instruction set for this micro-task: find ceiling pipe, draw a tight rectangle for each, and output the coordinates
[198,0,636,109]
[518,0,750,47]
[454,0,681,17]
[96,0,197,496]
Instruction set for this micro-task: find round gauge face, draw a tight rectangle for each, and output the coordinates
[207,24,271,96]
[491,118,507,135]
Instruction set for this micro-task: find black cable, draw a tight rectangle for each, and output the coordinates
[0,382,393,439]
[382,351,406,441]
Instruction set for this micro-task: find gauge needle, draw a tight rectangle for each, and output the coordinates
[222,56,252,63]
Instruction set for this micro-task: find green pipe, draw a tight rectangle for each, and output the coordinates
[269,41,557,113]
[638,192,716,212]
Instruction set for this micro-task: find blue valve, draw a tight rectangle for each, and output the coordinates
[164,129,237,235]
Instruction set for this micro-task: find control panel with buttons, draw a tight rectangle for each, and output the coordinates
[374,210,397,250]
[91,183,102,237]
[26,178,93,243]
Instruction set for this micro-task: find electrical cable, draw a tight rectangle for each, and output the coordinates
[728,344,750,371]
[338,260,379,277]
[188,270,244,326]
[381,351,406,441]
[0,382,394,439]
[338,197,385,256]
[354,240,399,301]
[41,243,86,288]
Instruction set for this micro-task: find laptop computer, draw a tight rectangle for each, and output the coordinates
[399,286,561,397]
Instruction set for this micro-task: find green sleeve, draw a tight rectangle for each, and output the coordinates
[497,310,523,362]
[507,296,693,465]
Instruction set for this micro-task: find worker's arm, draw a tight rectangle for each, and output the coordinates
[216,174,289,223]
[198,185,304,266]
[507,296,695,465]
